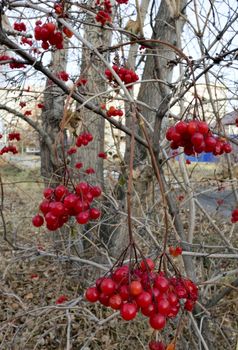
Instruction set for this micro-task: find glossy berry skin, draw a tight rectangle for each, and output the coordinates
[113,266,129,283]
[109,294,122,310]
[54,185,68,200]
[149,341,166,350]
[100,278,116,296]
[175,121,187,134]
[89,208,101,220]
[157,298,170,316]
[140,258,155,271]
[136,291,152,308]
[149,313,166,330]
[129,281,143,296]
[76,211,90,224]
[43,188,54,199]
[191,132,204,147]
[120,303,137,321]
[32,214,44,227]
[85,287,99,302]
[154,276,169,293]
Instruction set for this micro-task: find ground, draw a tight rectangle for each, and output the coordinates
[0,157,237,349]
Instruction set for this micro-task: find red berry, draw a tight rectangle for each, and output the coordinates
[50,202,65,217]
[89,208,101,220]
[149,313,166,330]
[64,194,78,208]
[157,298,170,316]
[109,294,122,310]
[136,291,152,308]
[75,182,89,196]
[198,121,209,135]
[175,121,188,134]
[39,200,50,214]
[76,211,90,224]
[91,186,102,197]
[120,302,137,321]
[187,121,198,135]
[140,258,155,271]
[129,281,143,296]
[154,276,169,293]
[32,214,44,227]
[204,136,217,152]
[43,188,54,199]
[191,132,204,147]
[100,278,116,296]
[99,292,110,306]
[85,287,99,302]
[54,185,68,200]
[149,341,166,350]
[119,285,130,300]
[141,303,156,317]
[184,299,195,311]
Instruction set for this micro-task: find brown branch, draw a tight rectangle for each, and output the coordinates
[0,28,148,149]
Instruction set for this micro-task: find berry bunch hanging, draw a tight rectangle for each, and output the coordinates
[105,65,139,89]
[0,55,25,69]
[0,131,21,155]
[106,106,124,117]
[14,22,26,32]
[34,21,63,50]
[85,257,198,329]
[95,0,112,26]
[166,120,232,156]
[32,182,102,230]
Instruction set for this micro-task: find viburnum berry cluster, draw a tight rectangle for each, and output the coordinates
[34,21,63,50]
[105,65,139,89]
[116,0,129,4]
[0,55,25,69]
[8,132,21,141]
[95,0,112,26]
[166,120,232,156]
[107,106,124,117]
[85,258,198,333]
[0,145,18,155]
[75,131,93,147]
[149,340,175,350]
[231,209,238,223]
[14,21,26,32]
[0,131,21,155]
[32,182,102,230]
[169,246,182,257]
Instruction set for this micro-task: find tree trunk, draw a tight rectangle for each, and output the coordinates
[40,47,68,183]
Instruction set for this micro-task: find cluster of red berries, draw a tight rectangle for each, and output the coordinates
[116,0,129,4]
[14,22,26,32]
[0,132,21,155]
[34,21,63,50]
[85,258,198,330]
[32,182,102,231]
[149,341,175,350]
[0,55,25,69]
[21,36,33,46]
[8,132,21,141]
[166,120,232,156]
[169,246,182,257]
[105,65,139,89]
[107,106,124,117]
[95,0,112,26]
[0,145,18,155]
[76,131,93,147]
[57,71,69,81]
[231,209,238,223]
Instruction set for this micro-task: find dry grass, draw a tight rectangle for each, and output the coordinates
[0,159,238,349]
